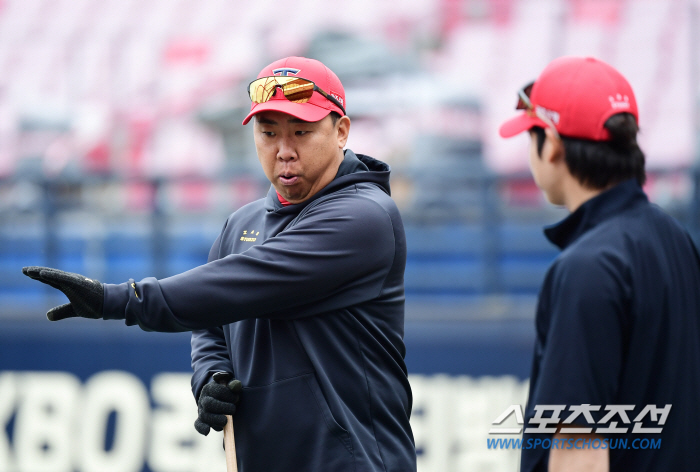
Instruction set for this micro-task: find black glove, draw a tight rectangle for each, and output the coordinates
[22,266,104,321]
[194,379,243,436]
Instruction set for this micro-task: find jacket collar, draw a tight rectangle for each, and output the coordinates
[544,179,648,249]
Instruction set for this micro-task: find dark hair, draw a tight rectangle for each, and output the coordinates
[533,113,646,189]
[329,111,342,125]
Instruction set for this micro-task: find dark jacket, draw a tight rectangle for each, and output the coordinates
[103,150,416,472]
[521,180,700,472]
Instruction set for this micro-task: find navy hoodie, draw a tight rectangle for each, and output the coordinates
[102,150,416,472]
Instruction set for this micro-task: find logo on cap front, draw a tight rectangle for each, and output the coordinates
[272,68,300,76]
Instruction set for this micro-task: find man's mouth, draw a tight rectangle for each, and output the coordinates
[279,174,299,185]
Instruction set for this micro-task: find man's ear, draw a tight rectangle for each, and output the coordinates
[336,115,351,148]
[543,127,564,163]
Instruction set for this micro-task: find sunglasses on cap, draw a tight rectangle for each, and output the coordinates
[248,76,346,116]
[516,81,560,139]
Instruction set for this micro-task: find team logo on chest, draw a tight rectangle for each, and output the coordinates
[240,229,260,242]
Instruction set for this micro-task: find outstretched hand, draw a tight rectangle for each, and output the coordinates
[22,267,104,321]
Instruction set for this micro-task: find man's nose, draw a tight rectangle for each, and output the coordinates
[277,138,297,161]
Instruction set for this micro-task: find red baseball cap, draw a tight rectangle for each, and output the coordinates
[242,56,346,125]
[499,56,638,141]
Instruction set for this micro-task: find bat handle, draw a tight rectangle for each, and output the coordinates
[223,415,237,472]
[213,372,238,472]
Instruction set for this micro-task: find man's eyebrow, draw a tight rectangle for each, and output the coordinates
[288,118,309,124]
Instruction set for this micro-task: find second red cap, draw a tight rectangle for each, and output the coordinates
[499,56,638,141]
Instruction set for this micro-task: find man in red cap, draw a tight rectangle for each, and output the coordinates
[23,57,416,471]
[500,56,700,472]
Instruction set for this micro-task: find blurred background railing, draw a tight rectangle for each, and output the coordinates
[1,166,696,320]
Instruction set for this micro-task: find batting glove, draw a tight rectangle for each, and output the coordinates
[194,379,243,436]
[22,266,104,321]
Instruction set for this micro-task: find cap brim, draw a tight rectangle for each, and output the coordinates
[242,99,333,125]
[498,112,546,138]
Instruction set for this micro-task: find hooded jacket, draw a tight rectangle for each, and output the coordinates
[102,150,416,472]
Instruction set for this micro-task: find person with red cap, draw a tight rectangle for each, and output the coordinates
[500,56,700,472]
[22,57,416,471]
